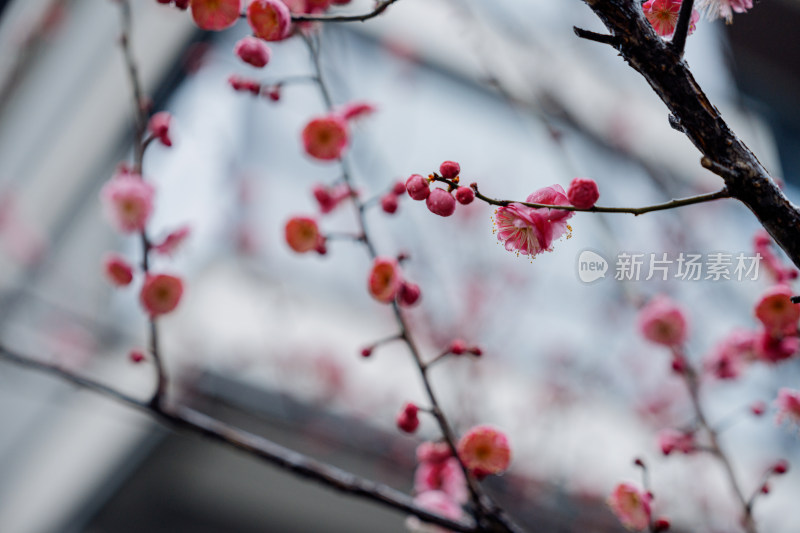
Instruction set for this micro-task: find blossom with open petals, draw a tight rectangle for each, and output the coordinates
[100,174,155,233]
[643,0,700,37]
[494,184,573,256]
[638,295,688,347]
[457,425,511,476]
[140,273,184,317]
[608,483,651,531]
[755,284,800,336]
[368,257,402,303]
[285,216,325,253]
[698,0,752,22]
[302,115,350,161]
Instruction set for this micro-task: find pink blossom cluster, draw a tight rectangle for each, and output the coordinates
[697,0,753,23]
[414,441,467,504]
[405,161,474,218]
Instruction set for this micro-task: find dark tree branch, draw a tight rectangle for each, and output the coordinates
[0,344,480,533]
[578,0,800,270]
[670,0,695,56]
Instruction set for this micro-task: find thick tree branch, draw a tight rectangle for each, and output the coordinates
[0,344,479,533]
[578,0,800,269]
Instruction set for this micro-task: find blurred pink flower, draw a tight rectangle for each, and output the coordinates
[368,257,402,303]
[247,0,292,41]
[638,295,688,347]
[755,284,800,336]
[140,273,184,318]
[153,225,191,256]
[302,115,350,161]
[191,0,241,31]
[100,174,155,233]
[776,388,800,427]
[457,425,511,476]
[658,428,695,455]
[103,253,134,287]
[608,482,651,530]
[698,0,752,22]
[414,457,468,504]
[234,36,271,68]
[285,216,325,254]
[407,491,463,533]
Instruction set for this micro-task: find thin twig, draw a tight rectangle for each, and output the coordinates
[680,362,758,533]
[0,344,478,533]
[117,0,167,407]
[302,33,523,533]
[433,176,730,216]
[239,0,402,23]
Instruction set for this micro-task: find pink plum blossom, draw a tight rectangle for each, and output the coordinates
[103,253,134,286]
[396,402,420,433]
[285,216,325,253]
[302,115,350,161]
[457,425,511,476]
[755,330,799,363]
[417,441,452,464]
[567,177,600,209]
[247,0,292,41]
[406,491,464,533]
[494,185,573,256]
[380,193,399,214]
[100,173,155,233]
[140,273,184,318]
[776,388,800,428]
[153,225,191,256]
[368,257,402,303]
[234,36,271,68]
[643,0,700,37]
[698,0,753,22]
[657,428,695,455]
[339,101,376,121]
[191,0,241,31]
[703,330,757,379]
[755,284,800,335]
[608,483,651,531]
[638,295,688,347]
[414,457,468,504]
[312,183,351,213]
[148,111,173,147]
